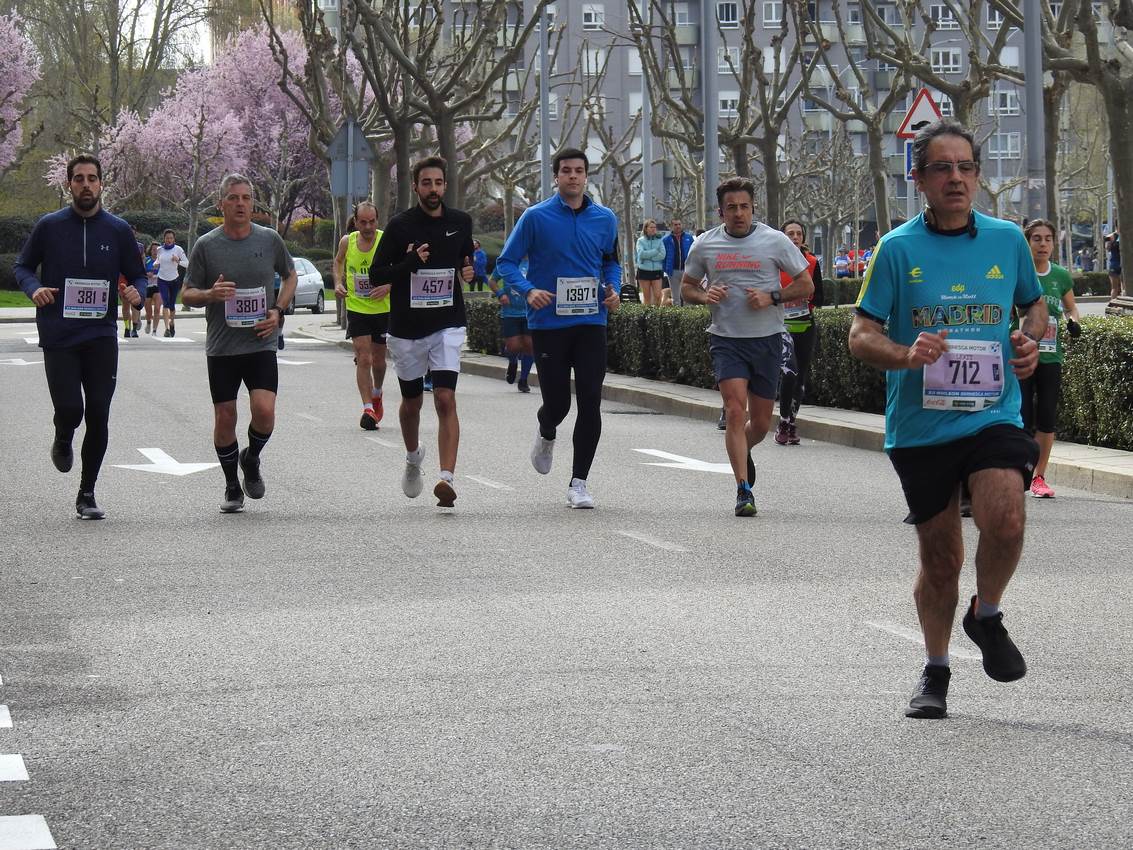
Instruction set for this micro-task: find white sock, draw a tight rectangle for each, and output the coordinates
[440,470,454,483]
[406,447,423,464]
[363,402,374,411]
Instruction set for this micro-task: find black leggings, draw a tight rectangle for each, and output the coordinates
[531,325,607,481]
[1020,361,1062,434]
[43,335,118,491]
[779,322,816,421]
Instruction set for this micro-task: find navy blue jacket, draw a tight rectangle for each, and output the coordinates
[15,207,147,350]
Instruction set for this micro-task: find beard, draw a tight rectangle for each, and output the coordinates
[74,192,100,212]
[421,194,442,210]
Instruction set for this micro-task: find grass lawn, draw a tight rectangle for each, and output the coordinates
[0,290,33,308]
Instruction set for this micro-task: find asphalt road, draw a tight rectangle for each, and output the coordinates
[1,316,1130,849]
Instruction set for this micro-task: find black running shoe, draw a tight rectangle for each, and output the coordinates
[905,664,950,719]
[75,491,105,520]
[517,378,530,393]
[220,483,245,513]
[239,448,266,500]
[717,408,727,430]
[51,438,73,473]
[506,359,517,384]
[734,483,757,517]
[962,596,1027,682]
[169,324,176,337]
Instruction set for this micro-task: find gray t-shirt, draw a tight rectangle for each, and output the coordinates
[684,223,808,339]
[186,223,294,356]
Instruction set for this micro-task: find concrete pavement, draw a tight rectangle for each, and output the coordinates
[294,316,1133,501]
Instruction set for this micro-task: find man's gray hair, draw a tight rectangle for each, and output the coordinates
[219,173,255,199]
[911,120,981,173]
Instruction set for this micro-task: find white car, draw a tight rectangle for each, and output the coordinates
[280,256,326,314]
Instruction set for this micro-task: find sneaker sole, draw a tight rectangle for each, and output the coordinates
[568,500,594,509]
[734,504,757,517]
[904,703,947,719]
[220,503,245,514]
[434,480,456,507]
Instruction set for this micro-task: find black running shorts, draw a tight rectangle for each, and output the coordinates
[207,351,279,404]
[346,310,390,342]
[888,424,1039,525]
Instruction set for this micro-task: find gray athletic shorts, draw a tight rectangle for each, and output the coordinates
[709,333,783,400]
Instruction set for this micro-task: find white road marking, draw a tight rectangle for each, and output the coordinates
[281,337,328,345]
[615,530,688,553]
[112,448,219,476]
[364,435,401,449]
[0,359,41,366]
[157,336,193,343]
[21,337,38,345]
[294,412,323,423]
[464,475,513,491]
[0,815,57,849]
[865,621,981,661]
[634,448,733,475]
[277,358,312,365]
[0,754,29,781]
[0,706,10,728]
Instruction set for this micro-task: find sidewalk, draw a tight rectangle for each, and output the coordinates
[296,319,1133,501]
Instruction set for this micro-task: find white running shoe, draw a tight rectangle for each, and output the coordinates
[567,478,595,509]
[531,428,555,475]
[402,448,425,498]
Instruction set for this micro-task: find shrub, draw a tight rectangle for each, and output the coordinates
[1058,316,1133,450]
[807,308,886,413]
[0,215,41,253]
[299,247,333,262]
[0,252,19,290]
[466,297,501,353]
[1072,272,1111,296]
[313,259,335,289]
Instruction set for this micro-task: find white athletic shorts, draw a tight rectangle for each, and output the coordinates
[386,326,466,380]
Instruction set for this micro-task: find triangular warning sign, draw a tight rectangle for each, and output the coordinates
[896,88,943,139]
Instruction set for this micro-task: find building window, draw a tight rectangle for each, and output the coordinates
[717,2,739,29]
[628,50,643,75]
[719,91,740,117]
[930,91,954,116]
[763,1,783,26]
[547,93,558,120]
[1049,3,1062,17]
[930,4,959,29]
[317,0,337,9]
[672,3,692,26]
[988,131,1021,159]
[803,90,824,112]
[989,88,1020,116]
[987,6,1005,28]
[718,46,740,72]
[847,3,862,24]
[930,47,962,74]
[582,3,604,30]
[583,48,607,75]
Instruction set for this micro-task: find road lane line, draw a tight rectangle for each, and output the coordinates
[464,475,513,491]
[615,530,688,553]
[0,706,10,728]
[294,412,323,423]
[0,815,57,849]
[865,621,981,660]
[0,754,29,781]
[364,435,401,449]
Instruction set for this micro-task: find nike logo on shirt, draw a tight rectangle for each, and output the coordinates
[446,230,459,237]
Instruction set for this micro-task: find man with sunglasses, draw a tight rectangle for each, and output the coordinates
[848,120,1048,720]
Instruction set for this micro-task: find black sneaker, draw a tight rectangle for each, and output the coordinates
[75,491,105,520]
[517,378,530,393]
[905,664,950,719]
[962,596,1027,682]
[163,328,171,338]
[51,438,73,473]
[239,448,266,499]
[220,483,245,513]
[506,359,517,384]
[169,324,176,337]
[734,483,757,517]
[717,408,727,430]
[123,327,131,339]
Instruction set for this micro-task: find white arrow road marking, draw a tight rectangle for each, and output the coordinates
[112,448,219,476]
[0,706,10,728]
[277,358,312,365]
[865,621,980,660]
[465,475,513,491]
[21,337,38,345]
[157,336,193,343]
[281,337,328,345]
[0,815,57,850]
[634,448,733,474]
[0,359,41,366]
[615,530,688,553]
[0,754,29,781]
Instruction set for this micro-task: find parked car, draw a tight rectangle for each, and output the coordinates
[276,256,325,314]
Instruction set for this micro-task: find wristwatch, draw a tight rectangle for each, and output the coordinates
[770,290,782,305]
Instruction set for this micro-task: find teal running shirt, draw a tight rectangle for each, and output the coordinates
[855,212,1043,450]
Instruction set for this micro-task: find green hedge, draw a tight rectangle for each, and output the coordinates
[1073,271,1111,296]
[0,252,19,290]
[467,300,1133,451]
[823,276,864,305]
[0,216,39,253]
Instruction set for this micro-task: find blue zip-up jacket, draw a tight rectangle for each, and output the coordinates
[662,230,694,276]
[496,192,622,330]
[473,248,488,279]
[635,234,665,272]
[15,207,148,350]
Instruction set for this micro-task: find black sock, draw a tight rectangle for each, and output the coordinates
[246,426,271,459]
[216,441,240,485]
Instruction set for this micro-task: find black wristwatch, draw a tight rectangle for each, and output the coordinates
[273,305,286,320]
[770,290,782,305]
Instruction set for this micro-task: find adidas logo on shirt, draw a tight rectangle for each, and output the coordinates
[986,265,1005,280]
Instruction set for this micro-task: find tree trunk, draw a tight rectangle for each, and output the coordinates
[1100,73,1133,295]
[757,135,782,227]
[436,112,461,208]
[732,142,750,177]
[867,124,893,236]
[504,183,515,235]
[1043,76,1069,222]
[394,123,412,212]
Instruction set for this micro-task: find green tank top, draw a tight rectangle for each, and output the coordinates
[345,229,387,315]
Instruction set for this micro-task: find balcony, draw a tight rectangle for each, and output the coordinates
[803,112,833,132]
[802,22,839,43]
[674,24,698,45]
